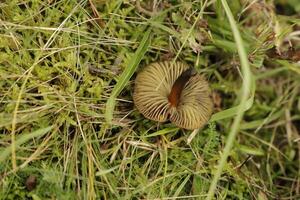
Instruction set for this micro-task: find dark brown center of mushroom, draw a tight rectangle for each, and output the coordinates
[168,68,195,108]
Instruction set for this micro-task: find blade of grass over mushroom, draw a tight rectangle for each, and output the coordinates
[105,28,151,124]
[206,0,254,199]
[0,126,53,164]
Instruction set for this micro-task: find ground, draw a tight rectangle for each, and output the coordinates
[0,0,300,199]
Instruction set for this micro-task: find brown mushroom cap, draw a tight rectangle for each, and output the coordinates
[133,61,213,130]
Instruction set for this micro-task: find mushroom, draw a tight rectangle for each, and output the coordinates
[133,61,213,130]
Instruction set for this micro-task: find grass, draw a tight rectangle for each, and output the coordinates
[1,0,300,199]
[206,0,253,199]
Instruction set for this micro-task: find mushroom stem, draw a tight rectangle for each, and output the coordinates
[168,68,195,108]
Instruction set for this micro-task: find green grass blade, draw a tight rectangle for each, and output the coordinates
[143,127,179,138]
[206,0,254,199]
[173,174,191,197]
[105,28,151,124]
[237,144,265,156]
[95,165,119,176]
[210,79,255,122]
[0,126,53,164]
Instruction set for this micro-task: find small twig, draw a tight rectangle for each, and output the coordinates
[88,0,105,27]
[187,128,199,145]
[234,155,253,170]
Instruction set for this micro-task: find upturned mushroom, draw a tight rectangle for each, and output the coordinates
[133,61,213,130]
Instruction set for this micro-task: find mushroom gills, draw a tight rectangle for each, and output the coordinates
[133,61,213,130]
[168,68,196,108]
